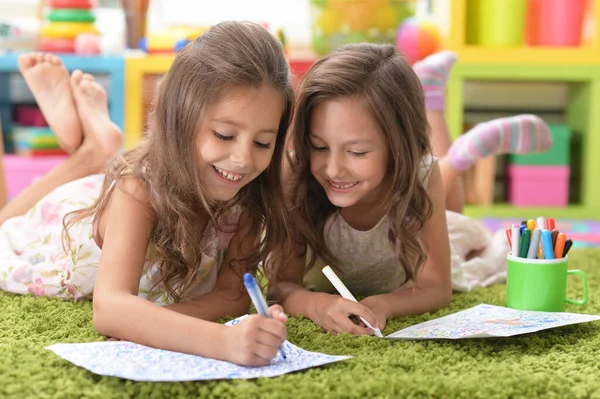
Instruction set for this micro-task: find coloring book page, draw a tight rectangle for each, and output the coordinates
[46,316,351,381]
[385,304,600,340]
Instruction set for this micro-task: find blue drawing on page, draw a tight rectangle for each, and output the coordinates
[385,304,600,340]
[46,315,351,381]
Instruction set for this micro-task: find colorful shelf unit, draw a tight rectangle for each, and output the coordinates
[124,54,315,149]
[0,54,124,130]
[447,63,600,219]
[448,0,600,65]
[0,54,124,199]
[124,54,174,149]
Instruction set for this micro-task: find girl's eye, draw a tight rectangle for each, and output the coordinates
[213,131,234,141]
[309,142,327,151]
[349,151,367,157]
[254,141,271,149]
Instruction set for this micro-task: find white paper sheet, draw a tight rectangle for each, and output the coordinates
[385,304,600,340]
[46,316,351,381]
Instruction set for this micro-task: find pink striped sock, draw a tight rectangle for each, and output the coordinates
[448,114,553,170]
[413,51,457,110]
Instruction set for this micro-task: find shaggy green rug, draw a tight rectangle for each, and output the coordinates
[2,249,600,399]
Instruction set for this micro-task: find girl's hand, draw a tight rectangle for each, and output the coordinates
[223,305,288,366]
[314,294,379,336]
[359,296,389,331]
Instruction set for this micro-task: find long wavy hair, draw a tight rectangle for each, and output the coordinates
[64,21,295,302]
[288,43,433,284]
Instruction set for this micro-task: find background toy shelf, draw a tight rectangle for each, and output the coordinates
[0,54,124,199]
[447,0,600,65]
[446,0,600,219]
[447,63,600,219]
[0,54,124,132]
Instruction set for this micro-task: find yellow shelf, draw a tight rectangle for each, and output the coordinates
[124,54,176,149]
[451,46,599,66]
[448,0,600,66]
[464,204,598,220]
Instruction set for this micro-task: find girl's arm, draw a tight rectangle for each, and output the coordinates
[276,251,379,335]
[92,178,286,365]
[360,162,452,326]
[165,211,255,321]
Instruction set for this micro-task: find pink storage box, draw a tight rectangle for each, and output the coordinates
[4,155,67,199]
[508,165,570,207]
[13,106,48,127]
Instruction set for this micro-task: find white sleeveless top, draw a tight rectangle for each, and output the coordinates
[303,154,436,297]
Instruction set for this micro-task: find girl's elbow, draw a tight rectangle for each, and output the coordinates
[92,295,119,337]
[435,282,453,309]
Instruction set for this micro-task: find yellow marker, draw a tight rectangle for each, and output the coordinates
[526,219,536,231]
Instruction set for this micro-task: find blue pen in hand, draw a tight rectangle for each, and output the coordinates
[243,273,287,360]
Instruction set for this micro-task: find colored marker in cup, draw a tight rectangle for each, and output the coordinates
[563,239,573,257]
[527,228,542,259]
[519,228,531,258]
[511,224,521,257]
[554,233,567,259]
[541,229,554,260]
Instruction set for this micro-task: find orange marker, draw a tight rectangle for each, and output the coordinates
[554,233,567,258]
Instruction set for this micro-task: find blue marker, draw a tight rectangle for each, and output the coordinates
[520,224,526,235]
[243,273,287,360]
[541,229,554,259]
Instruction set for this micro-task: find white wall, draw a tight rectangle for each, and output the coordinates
[145,0,312,45]
[0,0,436,51]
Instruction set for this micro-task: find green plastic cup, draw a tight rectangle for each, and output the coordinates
[506,254,588,312]
[474,0,527,47]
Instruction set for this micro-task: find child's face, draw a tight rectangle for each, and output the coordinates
[308,95,389,209]
[196,83,283,201]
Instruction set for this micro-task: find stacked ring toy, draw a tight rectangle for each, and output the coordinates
[38,37,76,53]
[39,0,100,54]
[45,0,95,9]
[47,9,96,23]
[40,22,99,39]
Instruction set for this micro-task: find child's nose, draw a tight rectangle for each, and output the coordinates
[231,144,252,168]
[325,154,343,178]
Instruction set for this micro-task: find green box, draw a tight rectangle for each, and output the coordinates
[510,123,571,166]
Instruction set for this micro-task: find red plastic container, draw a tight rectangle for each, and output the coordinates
[527,0,587,46]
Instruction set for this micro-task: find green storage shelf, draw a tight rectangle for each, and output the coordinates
[510,124,571,166]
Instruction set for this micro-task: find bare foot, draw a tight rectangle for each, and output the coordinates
[18,53,83,153]
[70,70,124,172]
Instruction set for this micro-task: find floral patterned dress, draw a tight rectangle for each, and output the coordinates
[0,174,243,305]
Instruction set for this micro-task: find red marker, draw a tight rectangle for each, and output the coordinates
[546,218,555,231]
[506,228,512,247]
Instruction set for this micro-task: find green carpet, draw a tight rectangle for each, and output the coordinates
[2,249,600,399]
